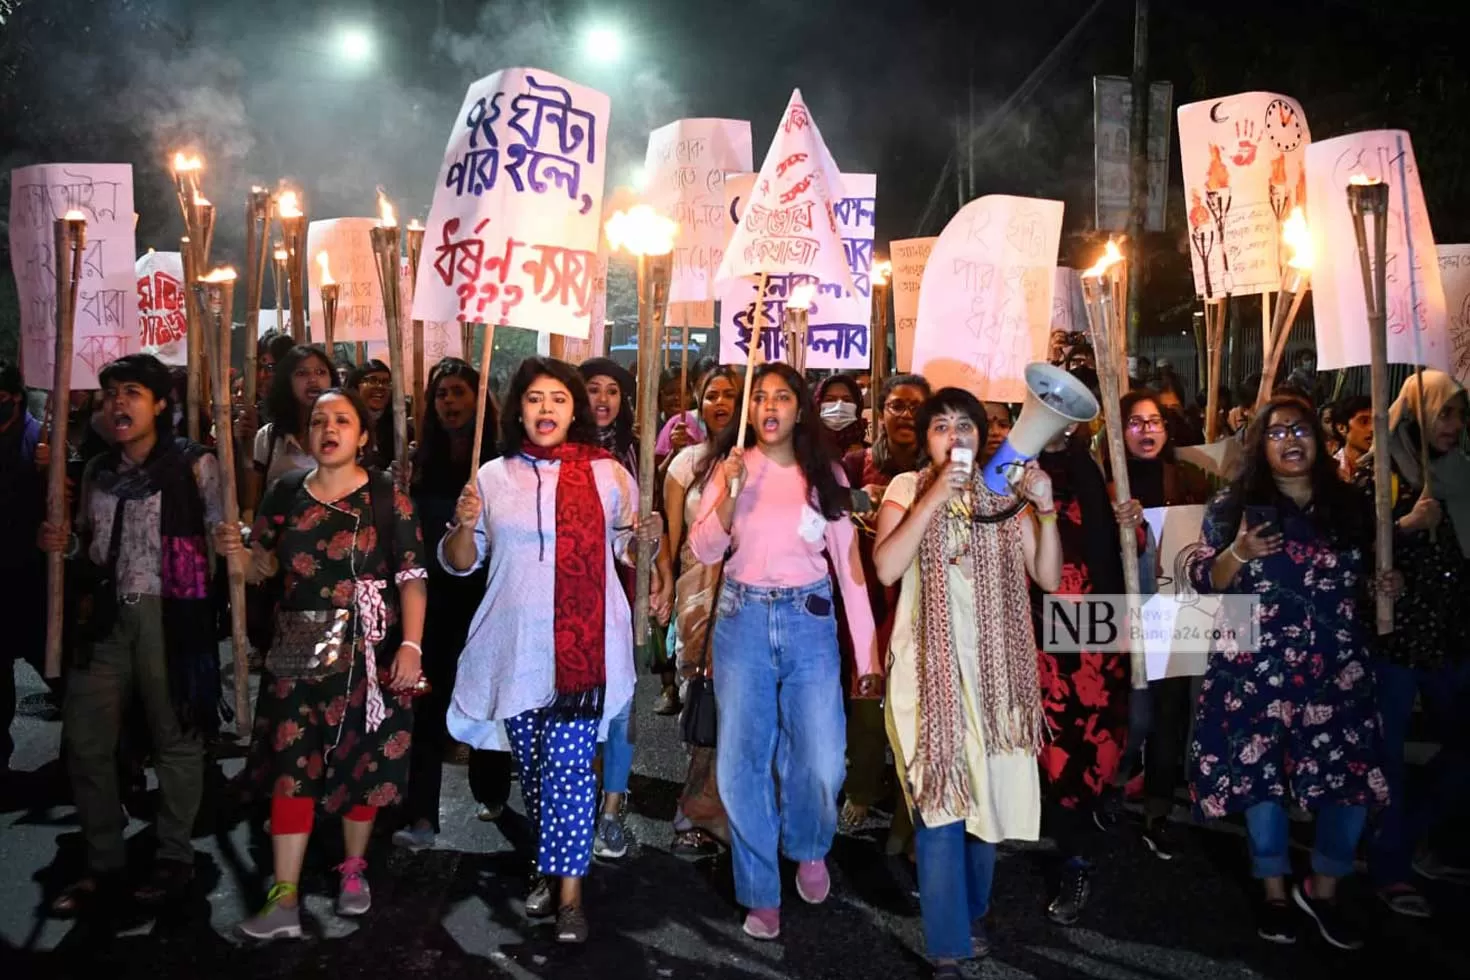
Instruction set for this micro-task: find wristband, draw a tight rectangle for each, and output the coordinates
[1227,542,1246,563]
[399,640,423,656]
[63,532,80,560]
[1036,511,1057,524]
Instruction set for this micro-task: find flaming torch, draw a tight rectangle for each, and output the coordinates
[170,152,212,440]
[317,252,340,353]
[277,190,308,343]
[369,192,409,489]
[1347,174,1396,634]
[405,218,427,415]
[243,188,273,424]
[604,205,678,647]
[782,283,817,375]
[1081,240,1146,691]
[195,267,251,727]
[1256,207,1314,406]
[43,210,86,679]
[869,260,892,441]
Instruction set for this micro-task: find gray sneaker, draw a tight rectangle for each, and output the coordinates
[526,875,556,918]
[391,824,436,852]
[593,813,628,859]
[335,857,371,917]
[237,883,303,940]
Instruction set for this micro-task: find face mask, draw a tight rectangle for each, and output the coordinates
[820,400,858,430]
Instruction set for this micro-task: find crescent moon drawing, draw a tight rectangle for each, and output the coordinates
[1209,101,1230,123]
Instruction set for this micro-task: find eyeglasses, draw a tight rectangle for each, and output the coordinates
[1265,423,1313,441]
[884,400,921,417]
[1127,415,1165,433]
[359,377,392,389]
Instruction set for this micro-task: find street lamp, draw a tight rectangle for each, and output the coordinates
[582,23,625,64]
[336,24,374,64]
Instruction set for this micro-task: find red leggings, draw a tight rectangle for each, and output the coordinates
[271,795,376,836]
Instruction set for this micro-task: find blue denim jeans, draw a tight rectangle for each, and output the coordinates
[1368,659,1470,887]
[713,577,846,910]
[914,818,996,961]
[602,701,634,796]
[1245,801,1365,879]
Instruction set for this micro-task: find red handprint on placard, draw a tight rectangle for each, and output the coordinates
[1232,120,1258,167]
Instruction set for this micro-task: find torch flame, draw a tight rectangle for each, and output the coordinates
[789,283,818,310]
[604,205,678,257]
[277,190,302,218]
[201,267,237,283]
[1083,240,1125,279]
[62,210,86,221]
[316,252,334,285]
[1348,173,1381,186]
[377,192,397,228]
[1281,206,1313,272]
[873,261,892,286]
[171,152,202,174]
[407,218,424,232]
[192,192,211,207]
[273,246,288,262]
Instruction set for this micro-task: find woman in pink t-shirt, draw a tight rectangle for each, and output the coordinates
[688,363,881,940]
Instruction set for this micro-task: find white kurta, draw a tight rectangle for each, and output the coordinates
[442,454,638,749]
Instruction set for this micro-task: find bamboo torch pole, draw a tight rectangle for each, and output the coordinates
[1203,296,1229,442]
[731,272,771,497]
[43,211,86,679]
[317,253,340,354]
[468,323,494,476]
[271,244,288,339]
[1256,208,1314,407]
[869,261,892,442]
[369,194,408,488]
[1082,241,1146,690]
[197,268,250,727]
[278,191,308,344]
[243,189,272,430]
[1348,176,1395,635]
[406,220,427,418]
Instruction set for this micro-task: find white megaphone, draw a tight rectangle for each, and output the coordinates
[983,362,1100,494]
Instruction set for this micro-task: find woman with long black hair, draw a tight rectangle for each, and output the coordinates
[244,345,335,518]
[688,362,880,940]
[873,388,1059,974]
[345,359,398,471]
[441,357,661,944]
[1187,394,1396,949]
[392,358,511,850]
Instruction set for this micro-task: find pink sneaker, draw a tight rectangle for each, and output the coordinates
[743,907,781,939]
[336,856,371,916]
[796,859,831,904]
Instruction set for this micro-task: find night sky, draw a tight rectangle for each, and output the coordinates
[3,0,1468,338]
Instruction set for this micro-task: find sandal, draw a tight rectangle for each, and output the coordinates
[50,876,103,917]
[1378,882,1432,918]
[839,801,870,832]
[672,827,723,858]
[133,858,195,903]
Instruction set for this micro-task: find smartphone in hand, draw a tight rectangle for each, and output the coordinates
[949,446,974,479]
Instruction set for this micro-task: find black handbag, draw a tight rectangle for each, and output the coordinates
[75,498,126,644]
[679,588,719,748]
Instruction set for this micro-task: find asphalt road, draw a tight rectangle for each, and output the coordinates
[1,657,1466,980]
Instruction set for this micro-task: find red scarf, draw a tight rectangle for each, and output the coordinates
[520,441,615,713]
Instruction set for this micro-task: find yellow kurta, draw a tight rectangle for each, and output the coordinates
[881,472,1041,843]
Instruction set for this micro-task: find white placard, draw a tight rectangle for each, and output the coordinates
[1141,504,1209,681]
[1050,267,1087,338]
[1306,130,1449,372]
[1439,245,1470,384]
[644,118,754,326]
[890,237,936,373]
[9,163,139,389]
[411,68,609,337]
[1178,92,1310,299]
[307,217,387,344]
[912,195,1064,402]
[718,173,875,370]
[136,251,187,366]
[715,88,853,294]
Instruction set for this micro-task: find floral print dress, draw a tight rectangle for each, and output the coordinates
[247,476,426,813]
[1185,492,1387,819]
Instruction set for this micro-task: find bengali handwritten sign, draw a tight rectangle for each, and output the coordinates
[890,237,936,373]
[1093,76,1172,233]
[718,172,875,370]
[1306,130,1449,372]
[715,88,852,296]
[644,118,753,327]
[307,217,386,343]
[9,163,139,389]
[1178,92,1310,299]
[912,195,1063,402]
[412,68,609,338]
[136,251,187,366]
[1050,267,1087,338]
[1439,245,1470,384]
[256,309,293,337]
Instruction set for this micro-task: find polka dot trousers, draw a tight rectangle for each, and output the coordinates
[504,708,599,878]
